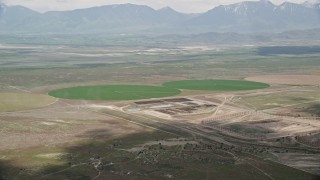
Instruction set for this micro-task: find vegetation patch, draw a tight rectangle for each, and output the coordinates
[49,85,181,100]
[0,93,56,112]
[257,46,320,56]
[226,124,271,135]
[163,80,269,91]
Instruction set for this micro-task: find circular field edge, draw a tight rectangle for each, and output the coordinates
[0,93,57,112]
[162,79,270,91]
[48,85,182,100]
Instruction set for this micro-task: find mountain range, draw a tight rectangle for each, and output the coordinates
[0,0,320,34]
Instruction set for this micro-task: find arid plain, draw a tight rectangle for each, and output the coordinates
[1,44,320,179]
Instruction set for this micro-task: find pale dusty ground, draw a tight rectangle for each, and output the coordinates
[0,100,149,150]
[246,75,320,85]
[272,153,320,175]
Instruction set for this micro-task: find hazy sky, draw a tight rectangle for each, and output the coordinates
[2,0,308,13]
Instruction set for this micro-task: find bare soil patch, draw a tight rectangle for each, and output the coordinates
[273,153,320,175]
[0,116,148,150]
[246,75,320,85]
[0,104,149,150]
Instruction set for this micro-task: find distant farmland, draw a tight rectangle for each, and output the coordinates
[48,85,181,100]
[163,80,270,91]
[0,93,56,112]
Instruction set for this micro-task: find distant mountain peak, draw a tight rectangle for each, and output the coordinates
[159,6,173,11]
[1,1,320,34]
[303,0,320,8]
[258,0,273,4]
[113,3,151,8]
[0,2,6,8]
[304,0,320,4]
[0,3,7,17]
[279,1,298,7]
[219,0,275,16]
[158,6,180,13]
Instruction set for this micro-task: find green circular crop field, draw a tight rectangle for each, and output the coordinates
[163,80,269,91]
[48,85,181,100]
